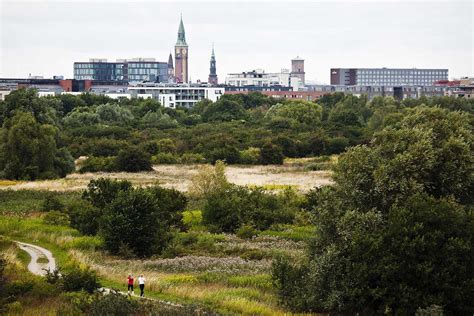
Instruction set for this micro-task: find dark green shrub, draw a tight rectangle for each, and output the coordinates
[82,178,132,209]
[43,211,69,226]
[88,292,138,316]
[41,194,65,212]
[152,152,179,164]
[100,186,186,257]
[236,224,259,240]
[259,142,284,165]
[79,156,116,173]
[62,266,100,293]
[67,200,102,235]
[114,147,152,172]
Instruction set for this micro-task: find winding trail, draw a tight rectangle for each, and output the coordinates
[15,241,183,309]
[15,241,56,276]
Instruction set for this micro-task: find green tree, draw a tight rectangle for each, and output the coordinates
[100,186,186,257]
[273,106,474,314]
[114,147,152,172]
[259,142,284,165]
[265,100,322,130]
[0,112,73,180]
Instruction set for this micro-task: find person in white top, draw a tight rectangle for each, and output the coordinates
[138,274,146,297]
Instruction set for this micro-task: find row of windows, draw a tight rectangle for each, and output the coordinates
[75,63,167,70]
[128,63,166,69]
[357,70,447,76]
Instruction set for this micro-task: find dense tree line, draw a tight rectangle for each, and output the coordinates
[272,106,474,314]
[1,88,473,178]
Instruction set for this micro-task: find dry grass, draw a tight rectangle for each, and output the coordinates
[0,164,332,192]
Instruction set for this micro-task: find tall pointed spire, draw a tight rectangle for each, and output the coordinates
[174,16,189,83]
[208,44,218,85]
[176,15,187,46]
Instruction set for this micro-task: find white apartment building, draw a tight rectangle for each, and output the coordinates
[128,84,224,108]
[225,69,304,91]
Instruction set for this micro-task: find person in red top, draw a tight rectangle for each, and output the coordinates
[127,274,134,295]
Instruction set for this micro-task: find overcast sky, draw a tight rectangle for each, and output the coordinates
[0,0,472,83]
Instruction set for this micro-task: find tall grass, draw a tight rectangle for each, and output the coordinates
[0,190,81,213]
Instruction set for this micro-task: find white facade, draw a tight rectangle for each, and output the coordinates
[128,84,224,108]
[225,68,304,91]
[225,69,291,87]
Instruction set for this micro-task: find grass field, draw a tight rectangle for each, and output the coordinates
[0,162,326,314]
[0,163,332,193]
[0,214,309,314]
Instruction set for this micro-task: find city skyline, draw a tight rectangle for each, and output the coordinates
[1,0,472,83]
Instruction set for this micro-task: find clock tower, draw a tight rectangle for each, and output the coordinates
[174,17,188,83]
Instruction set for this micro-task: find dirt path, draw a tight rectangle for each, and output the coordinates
[15,241,56,276]
[16,241,183,308]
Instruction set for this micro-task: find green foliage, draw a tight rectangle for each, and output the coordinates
[88,291,138,316]
[203,185,295,233]
[273,106,474,314]
[259,142,284,165]
[41,193,65,212]
[99,182,186,257]
[201,98,247,122]
[62,266,101,293]
[114,147,152,172]
[265,100,322,130]
[239,147,261,164]
[182,210,203,230]
[67,200,102,235]
[43,211,70,226]
[152,152,180,164]
[82,178,132,209]
[0,111,74,180]
[79,156,116,173]
[236,224,259,239]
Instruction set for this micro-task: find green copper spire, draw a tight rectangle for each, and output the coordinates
[176,16,187,46]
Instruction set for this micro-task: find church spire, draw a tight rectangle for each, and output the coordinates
[208,44,218,85]
[176,16,187,46]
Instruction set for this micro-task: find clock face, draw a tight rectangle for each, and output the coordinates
[182,48,187,55]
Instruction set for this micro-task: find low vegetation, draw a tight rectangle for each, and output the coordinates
[0,91,472,314]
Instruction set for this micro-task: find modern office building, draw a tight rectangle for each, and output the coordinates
[208,46,218,85]
[174,17,189,83]
[330,68,448,86]
[128,83,224,108]
[74,58,170,83]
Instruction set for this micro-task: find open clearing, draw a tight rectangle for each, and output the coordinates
[0,164,332,192]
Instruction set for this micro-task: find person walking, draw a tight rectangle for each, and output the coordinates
[138,274,146,297]
[127,274,134,296]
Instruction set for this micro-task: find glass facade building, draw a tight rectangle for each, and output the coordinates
[74,59,169,83]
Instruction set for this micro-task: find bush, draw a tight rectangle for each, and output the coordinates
[152,152,179,164]
[41,194,65,212]
[236,224,259,239]
[203,185,294,233]
[43,211,69,226]
[88,292,138,316]
[180,153,206,164]
[67,200,102,235]
[79,156,116,173]
[182,210,203,231]
[62,266,101,293]
[259,142,284,165]
[239,147,261,165]
[114,147,152,172]
[100,185,186,257]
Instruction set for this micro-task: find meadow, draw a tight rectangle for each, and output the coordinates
[0,162,332,193]
[0,162,319,315]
